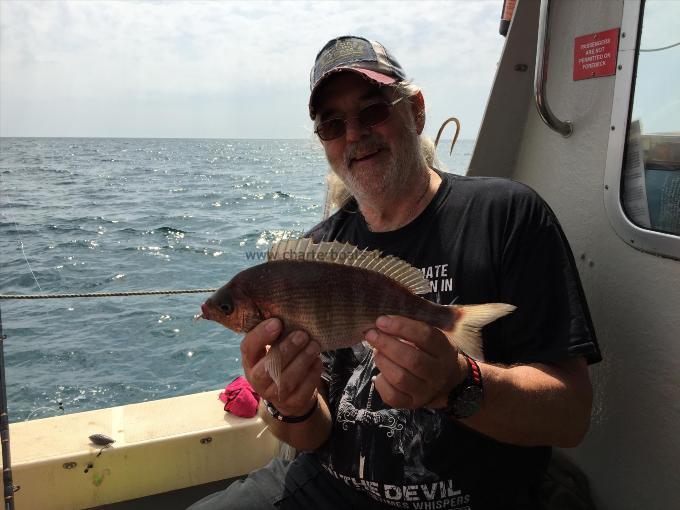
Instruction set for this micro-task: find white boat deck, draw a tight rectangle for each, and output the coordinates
[9,389,279,510]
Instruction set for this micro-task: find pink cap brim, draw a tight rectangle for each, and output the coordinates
[350,67,397,86]
[309,67,398,118]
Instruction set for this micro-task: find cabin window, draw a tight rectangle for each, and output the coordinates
[604,0,680,259]
[621,1,680,237]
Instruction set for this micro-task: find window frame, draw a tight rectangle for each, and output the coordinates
[603,0,680,261]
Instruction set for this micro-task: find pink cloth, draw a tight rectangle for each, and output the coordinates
[219,376,260,418]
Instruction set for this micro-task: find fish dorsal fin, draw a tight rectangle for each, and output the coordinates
[268,239,431,295]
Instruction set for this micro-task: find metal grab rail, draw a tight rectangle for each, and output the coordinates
[534,0,573,137]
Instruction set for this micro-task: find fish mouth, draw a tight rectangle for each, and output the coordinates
[199,302,211,321]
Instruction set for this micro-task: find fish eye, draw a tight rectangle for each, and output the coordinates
[220,301,234,315]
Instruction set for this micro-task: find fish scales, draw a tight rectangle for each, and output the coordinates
[235,260,450,350]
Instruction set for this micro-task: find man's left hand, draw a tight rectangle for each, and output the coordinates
[364,315,467,409]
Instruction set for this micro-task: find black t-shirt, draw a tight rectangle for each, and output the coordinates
[305,171,601,510]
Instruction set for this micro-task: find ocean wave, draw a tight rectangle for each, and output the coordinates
[245,190,293,200]
[156,226,188,234]
[8,381,190,422]
[0,224,39,235]
[1,270,62,291]
[4,348,97,375]
[0,202,32,208]
[169,346,215,361]
[233,228,305,249]
[254,229,296,248]
[50,238,101,250]
[92,216,121,224]
[271,190,292,199]
[48,223,95,234]
[121,244,229,258]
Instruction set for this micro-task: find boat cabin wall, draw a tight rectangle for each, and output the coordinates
[470,0,680,508]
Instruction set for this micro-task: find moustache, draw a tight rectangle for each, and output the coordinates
[343,138,389,167]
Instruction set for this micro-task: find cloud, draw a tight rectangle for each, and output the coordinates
[0,0,505,138]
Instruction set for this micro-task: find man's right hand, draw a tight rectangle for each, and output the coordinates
[240,318,323,417]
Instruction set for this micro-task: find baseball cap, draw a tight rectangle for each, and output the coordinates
[308,36,407,119]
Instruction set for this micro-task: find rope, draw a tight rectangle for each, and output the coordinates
[0,289,217,300]
[640,41,680,53]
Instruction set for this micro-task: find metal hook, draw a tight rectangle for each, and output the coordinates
[434,117,461,156]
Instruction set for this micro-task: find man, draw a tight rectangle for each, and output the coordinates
[190,35,600,510]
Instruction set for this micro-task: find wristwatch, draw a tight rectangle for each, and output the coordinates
[446,354,484,419]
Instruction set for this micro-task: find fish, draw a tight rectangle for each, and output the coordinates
[199,239,515,387]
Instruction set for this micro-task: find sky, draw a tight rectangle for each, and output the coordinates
[632,0,680,134]
[0,0,507,139]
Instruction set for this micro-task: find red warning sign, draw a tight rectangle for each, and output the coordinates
[574,28,620,81]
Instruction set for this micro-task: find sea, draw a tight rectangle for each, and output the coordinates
[0,137,472,422]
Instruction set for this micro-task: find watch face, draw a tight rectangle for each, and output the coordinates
[452,386,483,418]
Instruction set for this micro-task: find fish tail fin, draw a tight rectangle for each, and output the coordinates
[443,303,516,360]
[264,342,283,388]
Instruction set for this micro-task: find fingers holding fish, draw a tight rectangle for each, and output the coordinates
[274,331,313,371]
[365,327,438,381]
[374,315,451,357]
[246,328,321,415]
[248,330,308,388]
[276,337,320,398]
[257,349,322,416]
[372,348,425,408]
[372,371,414,409]
[368,328,441,408]
[274,357,324,417]
[240,318,282,370]
[366,316,465,409]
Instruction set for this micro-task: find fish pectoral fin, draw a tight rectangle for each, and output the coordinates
[264,342,284,388]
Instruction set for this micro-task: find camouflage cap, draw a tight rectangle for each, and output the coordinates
[309,36,407,119]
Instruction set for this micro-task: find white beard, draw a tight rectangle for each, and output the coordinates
[333,126,424,202]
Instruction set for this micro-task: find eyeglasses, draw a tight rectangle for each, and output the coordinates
[314,96,405,141]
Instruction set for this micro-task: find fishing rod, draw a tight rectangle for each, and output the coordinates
[0,306,16,510]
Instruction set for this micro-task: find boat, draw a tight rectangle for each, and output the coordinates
[4,0,679,508]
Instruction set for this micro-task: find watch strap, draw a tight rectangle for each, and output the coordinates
[263,397,319,423]
[446,353,484,419]
[452,353,482,392]
[467,355,483,388]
